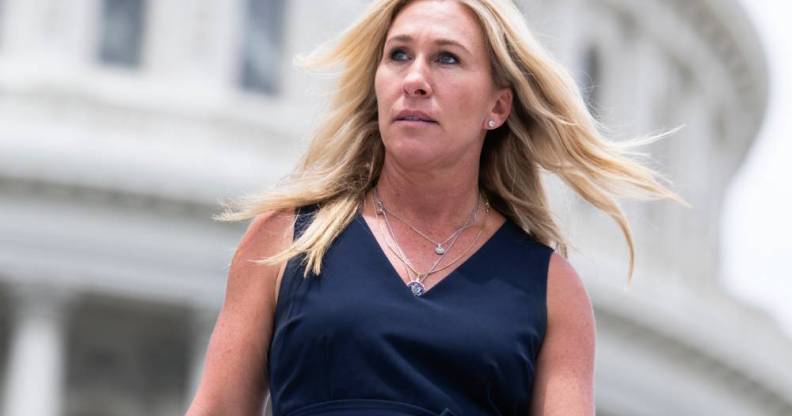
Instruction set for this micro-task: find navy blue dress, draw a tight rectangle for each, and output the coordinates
[267,204,554,416]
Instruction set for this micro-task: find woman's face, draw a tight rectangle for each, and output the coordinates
[374,0,512,172]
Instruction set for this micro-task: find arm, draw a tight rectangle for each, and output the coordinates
[185,210,295,416]
[530,252,596,416]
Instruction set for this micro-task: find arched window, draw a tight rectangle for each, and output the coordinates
[98,0,146,68]
[239,0,286,94]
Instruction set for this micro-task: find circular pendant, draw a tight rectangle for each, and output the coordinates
[407,281,426,296]
[434,245,445,255]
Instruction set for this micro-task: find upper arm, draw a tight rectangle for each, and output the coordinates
[186,209,295,416]
[530,252,596,416]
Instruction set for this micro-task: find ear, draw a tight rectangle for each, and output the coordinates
[484,87,513,129]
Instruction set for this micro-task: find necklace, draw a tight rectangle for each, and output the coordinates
[372,188,478,255]
[371,190,489,296]
[380,219,486,296]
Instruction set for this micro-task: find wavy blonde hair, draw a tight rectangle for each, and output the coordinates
[216,0,689,282]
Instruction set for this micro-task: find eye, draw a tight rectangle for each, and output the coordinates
[437,52,460,65]
[388,47,409,62]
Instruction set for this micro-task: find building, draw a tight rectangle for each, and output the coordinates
[0,0,789,415]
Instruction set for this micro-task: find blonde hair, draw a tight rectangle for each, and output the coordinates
[216,0,689,283]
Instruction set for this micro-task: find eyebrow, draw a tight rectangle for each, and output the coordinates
[385,34,472,56]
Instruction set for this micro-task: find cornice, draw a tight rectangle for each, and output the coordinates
[0,176,241,309]
[596,305,792,413]
[0,174,218,220]
[598,0,769,135]
[666,0,769,116]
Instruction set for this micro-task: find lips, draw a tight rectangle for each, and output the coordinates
[394,110,437,123]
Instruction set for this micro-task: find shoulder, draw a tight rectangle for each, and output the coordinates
[543,252,596,375]
[546,252,594,327]
[235,209,296,261]
[186,209,297,414]
[227,209,297,306]
[547,252,584,293]
[529,252,595,414]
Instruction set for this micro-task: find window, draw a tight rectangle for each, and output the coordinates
[581,45,602,115]
[98,0,146,67]
[239,0,285,94]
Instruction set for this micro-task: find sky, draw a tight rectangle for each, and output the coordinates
[722,1,792,337]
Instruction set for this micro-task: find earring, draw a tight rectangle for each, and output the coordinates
[487,120,496,129]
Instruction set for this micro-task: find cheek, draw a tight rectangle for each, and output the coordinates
[375,68,408,143]
[374,65,383,95]
[374,65,397,98]
[444,81,489,126]
[374,68,393,117]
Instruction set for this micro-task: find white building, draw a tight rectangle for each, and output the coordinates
[0,1,789,415]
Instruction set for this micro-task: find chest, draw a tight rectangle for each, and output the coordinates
[274,218,547,375]
[269,211,553,414]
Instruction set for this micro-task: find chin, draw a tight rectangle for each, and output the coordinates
[383,139,436,166]
[385,132,434,150]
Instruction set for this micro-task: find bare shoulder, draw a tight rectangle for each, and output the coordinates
[235,209,296,265]
[230,209,297,308]
[530,252,596,415]
[545,251,595,350]
[547,252,593,317]
[185,209,296,415]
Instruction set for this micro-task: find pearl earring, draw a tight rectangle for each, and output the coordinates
[487,120,496,129]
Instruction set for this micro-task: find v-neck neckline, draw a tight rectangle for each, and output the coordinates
[355,211,509,298]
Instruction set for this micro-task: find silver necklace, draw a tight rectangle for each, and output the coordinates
[371,190,488,296]
[381,220,486,296]
[372,188,478,255]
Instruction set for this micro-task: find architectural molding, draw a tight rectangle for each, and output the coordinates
[0,174,217,220]
[596,306,792,414]
[599,0,767,132]
[0,1,784,415]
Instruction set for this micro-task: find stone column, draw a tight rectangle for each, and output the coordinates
[0,0,95,64]
[1,285,71,416]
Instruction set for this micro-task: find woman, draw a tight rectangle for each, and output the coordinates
[187,0,687,415]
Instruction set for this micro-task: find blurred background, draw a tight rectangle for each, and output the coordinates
[0,0,790,415]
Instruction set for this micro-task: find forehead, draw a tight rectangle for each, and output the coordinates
[387,0,485,50]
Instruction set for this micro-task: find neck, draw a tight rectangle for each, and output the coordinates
[371,155,483,229]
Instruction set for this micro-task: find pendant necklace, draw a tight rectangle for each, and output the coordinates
[372,188,478,255]
[371,189,489,296]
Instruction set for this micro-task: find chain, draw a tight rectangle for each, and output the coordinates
[372,187,479,255]
[371,190,490,285]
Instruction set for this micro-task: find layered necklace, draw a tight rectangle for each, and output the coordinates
[371,188,489,296]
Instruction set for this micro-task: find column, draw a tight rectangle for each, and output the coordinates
[145,0,241,91]
[0,0,95,64]
[1,284,71,416]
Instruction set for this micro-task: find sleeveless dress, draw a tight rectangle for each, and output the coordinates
[267,204,554,416]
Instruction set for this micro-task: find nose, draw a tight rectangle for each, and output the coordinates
[402,56,432,97]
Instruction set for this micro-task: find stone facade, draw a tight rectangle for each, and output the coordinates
[0,1,789,415]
